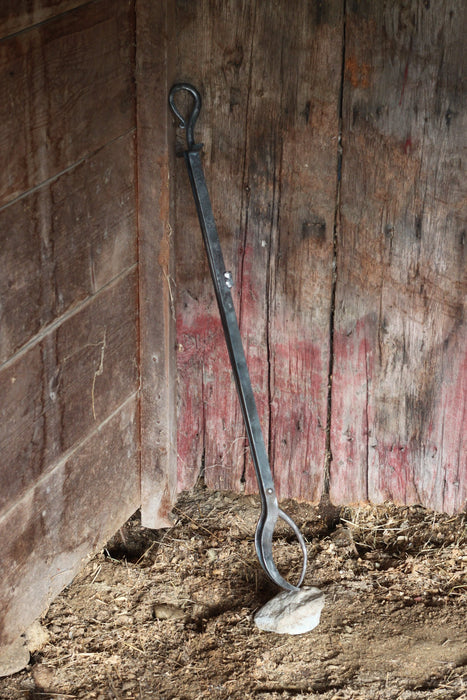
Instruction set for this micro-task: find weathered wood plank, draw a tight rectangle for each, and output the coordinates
[0,0,142,656]
[0,270,138,512]
[172,1,341,499]
[172,0,253,492]
[0,1,88,38]
[330,1,467,513]
[0,134,136,365]
[0,394,139,648]
[264,3,343,501]
[136,0,177,527]
[170,2,247,492]
[0,0,135,207]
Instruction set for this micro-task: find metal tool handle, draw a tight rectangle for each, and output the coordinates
[168,83,202,151]
[169,83,307,591]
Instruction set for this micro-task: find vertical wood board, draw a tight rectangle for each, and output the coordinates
[330,1,466,513]
[136,0,177,528]
[172,0,342,499]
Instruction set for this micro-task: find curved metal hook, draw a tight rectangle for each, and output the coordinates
[255,506,308,592]
[168,83,202,151]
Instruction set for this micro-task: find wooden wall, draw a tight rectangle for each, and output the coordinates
[0,0,465,659]
[171,0,466,514]
[0,1,140,649]
[330,1,466,514]
[172,0,343,501]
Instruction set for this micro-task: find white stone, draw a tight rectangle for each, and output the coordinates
[0,620,50,678]
[0,637,29,678]
[254,586,325,635]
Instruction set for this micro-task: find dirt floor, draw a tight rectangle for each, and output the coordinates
[1,486,466,700]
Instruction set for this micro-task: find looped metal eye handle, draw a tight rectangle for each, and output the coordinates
[168,83,202,151]
[255,506,308,592]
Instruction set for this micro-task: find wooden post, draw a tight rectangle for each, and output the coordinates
[136,0,178,527]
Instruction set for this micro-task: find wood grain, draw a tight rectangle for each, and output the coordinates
[0,0,135,207]
[0,395,139,648]
[0,134,136,365]
[172,0,342,499]
[0,270,138,513]
[330,1,467,513]
[136,0,177,528]
[0,0,142,654]
[0,1,88,38]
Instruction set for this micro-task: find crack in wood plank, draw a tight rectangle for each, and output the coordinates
[324,0,347,497]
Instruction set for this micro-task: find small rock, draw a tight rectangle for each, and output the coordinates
[0,636,30,677]
[122,681,136,691]
[107,654,121,665]
[254,586,325,635]
[153,603,186,621]
[32,664,55,689]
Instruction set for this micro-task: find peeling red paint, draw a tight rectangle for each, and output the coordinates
[372,441,417,504]
[268,337,326,501]
[330,315,376,504]
[331,312,466,513]
[176,299,328,501]
[176,306,245,492]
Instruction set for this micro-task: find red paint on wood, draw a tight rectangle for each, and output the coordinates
[331,310,466,514]
[172,0,466,514]
[373,441,418,505]
[331,1,466,514]
[172,1,342,500]
[370,340,467,512]
[268,337,327,501]
[438,344,467,511]
[330,316,376,505]
[176,306,244,492]
[177,308,329,501]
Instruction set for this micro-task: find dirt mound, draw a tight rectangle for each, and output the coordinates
[1,487,466,699]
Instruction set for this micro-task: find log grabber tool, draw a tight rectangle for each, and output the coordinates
[169,83,308,591]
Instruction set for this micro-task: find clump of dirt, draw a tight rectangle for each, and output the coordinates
[1,487,466,699]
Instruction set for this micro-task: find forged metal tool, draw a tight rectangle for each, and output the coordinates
[169,83,307,591]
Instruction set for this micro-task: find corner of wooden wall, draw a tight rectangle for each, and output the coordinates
[136,0,178,528]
